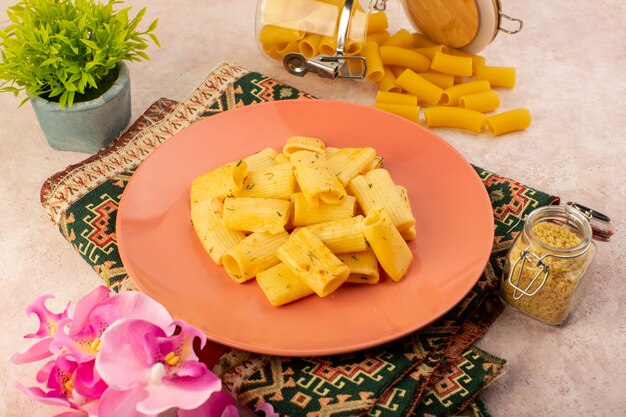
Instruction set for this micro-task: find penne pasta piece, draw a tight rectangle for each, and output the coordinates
[440,80,490,106]
[400,226,417,241]
[375,91,418,106]
[417,72,454,89]
[222,197,290,234]
[348,169,415,232]
[274,153,290,165]
[364,41,384,82]
[381,29,414,48]
[387,65,406,78]
[291,150,347,205]
[374,102,419,122]
[319,35,336,55]
[190,198,245,266]
[430,52,473,77]
[362,207,413,282]
[458,90,500,113]
[277,228,350,297]
[366,30,391,45]
[484,108,531,135]
[258,25,305,44]
[326,147,377,187]
[362,155,384,173]
[275,40,300,58]
[376,66,402,93]
[298,33,323,58]
[283,136,326,157]
[396,69,443,105]
[190,160,247,203]
[291,192,356,226]
[256,263,315,307]
[222,231,289,283]
[423,107,485,133]
[305,215,367,254]
[397,185,417,241]
[447,47,486,70]
[367,11,388,34]
[236,163,295,200]
[243,147,278,172]
[325,146,340,158]
[339,249,380,284]
[411,32,437,47]
[453,75,466,85]
[413,45,449,60]
[346,40,364,56]
[379,46,430,73]
[475,65,516,88]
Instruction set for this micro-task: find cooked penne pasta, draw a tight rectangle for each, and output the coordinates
[395,69,443,105]
[381,29,414,48]
[348,169,415,232]
[274,152,290,165]
[305,215,367,254]
[277,228,350,297]
[400,226,417,241]
[222,197,290,234]
[256,263,315,306]
[190,160,247,203]
[440,80,490,106]
[339,249,380,284]
[190,198,245,266]
[236,163,294,200]
[362,155,384,173]
[423,107,485,133]
[367,11,388,34]
[397,185,416,241]
[243,147,278,172]
[291,150,347,205]
[326,147,377,186]
[475,65,516,88]
[283,136,326,157]
[366,31,391,45]
[374,102,419,122]
[291,192,356,226]
[222,231,289,283]
[364,40,384,82]
[430,52,473,77]
[417,72,454,89]
[325,146,340,158]
[484,108,531,135]
[298,33,323,58]
[375,91,418,106]
[362,207,413,282]
[458,90,500,113]
[379,46,430,73]
[376,66,402,93]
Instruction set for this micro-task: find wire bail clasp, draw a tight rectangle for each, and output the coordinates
[507,246,550,300]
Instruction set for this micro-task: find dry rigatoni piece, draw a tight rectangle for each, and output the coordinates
[348,169,415,232]
[291,192,356,227]
[256,263,315,307]
[190,198,245,265]
[277,228,349,297]
[223,197,290,234]
[291,150,347,205]
[236,163,294,200]
[326,147,377,187]
[222,231,289,283]
[305,215,367,254]
[362,207,413,282]
[339,249,380,284]
[190,160,247,203]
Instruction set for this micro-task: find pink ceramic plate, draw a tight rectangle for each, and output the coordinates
[117,99,494,356]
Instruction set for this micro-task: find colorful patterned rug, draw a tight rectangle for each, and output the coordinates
[40,62,559,417]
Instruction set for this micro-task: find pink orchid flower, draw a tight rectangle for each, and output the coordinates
[96,318,222,417]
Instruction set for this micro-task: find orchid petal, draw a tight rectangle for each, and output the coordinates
[50,318,98,363]
[36,360,57,383]
[54,411,89,417]
[175,361,210,378]
[109,291,174,333]
[136,373,222,414]
[24,294,70,339]
[10,337,54,364]
[97,319,166,390]
[163,321,207,363]
[255,402,280,417]
[177,391,239,417]
[73,360,108,399]
[68,286,111,336]
[98,387,155,417]
[15,382,73,408]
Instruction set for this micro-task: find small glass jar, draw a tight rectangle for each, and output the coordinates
[500,205,597,326]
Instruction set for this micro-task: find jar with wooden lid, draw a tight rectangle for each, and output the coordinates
[500,205,597,326]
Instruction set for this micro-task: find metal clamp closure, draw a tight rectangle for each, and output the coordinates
[566,201,615,242]
[282,0,367,79]
[508,246,550,300]
[498,11,523,34]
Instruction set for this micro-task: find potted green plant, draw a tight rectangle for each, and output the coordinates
[0,0,159,153]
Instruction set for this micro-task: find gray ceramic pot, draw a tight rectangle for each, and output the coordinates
[30,62,131,153]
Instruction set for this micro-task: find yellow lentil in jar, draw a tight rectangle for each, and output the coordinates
[501,221,595,325]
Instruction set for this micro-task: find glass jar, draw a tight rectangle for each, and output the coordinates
[500,205,597,326]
